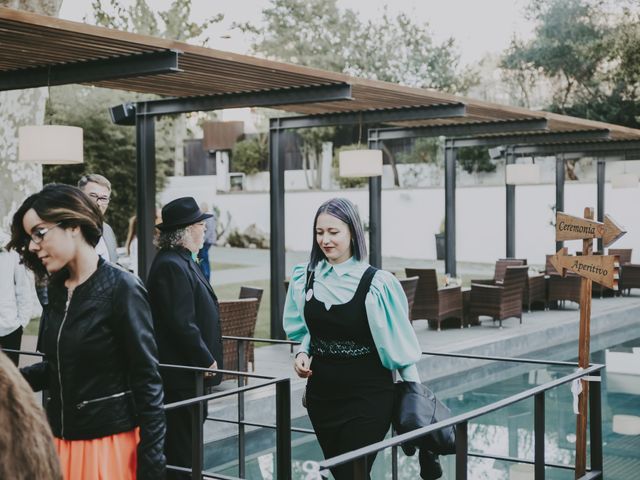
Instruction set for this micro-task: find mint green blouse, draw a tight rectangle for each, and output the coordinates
[282,257,421,382]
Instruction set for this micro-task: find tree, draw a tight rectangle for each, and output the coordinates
[89,0,224,176]
[238,0,479,186]
[43,86,173,242]
[0,0,63,232]
[242,0,476,93]
[500,0,640,179]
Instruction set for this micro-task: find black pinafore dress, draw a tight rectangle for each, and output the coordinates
[304,266,394,479]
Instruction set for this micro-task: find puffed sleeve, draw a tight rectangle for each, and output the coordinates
[365,270,422,382]
[282,263,311,354]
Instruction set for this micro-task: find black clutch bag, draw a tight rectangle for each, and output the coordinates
[392,381,456,455]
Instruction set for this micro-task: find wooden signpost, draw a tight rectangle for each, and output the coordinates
[552,208,626,479]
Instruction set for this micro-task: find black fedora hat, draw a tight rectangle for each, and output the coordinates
[156,197,212,231]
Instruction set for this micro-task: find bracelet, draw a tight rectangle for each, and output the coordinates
[295,351,308,359]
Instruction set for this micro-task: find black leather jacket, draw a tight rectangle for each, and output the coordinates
[22,258,166,479]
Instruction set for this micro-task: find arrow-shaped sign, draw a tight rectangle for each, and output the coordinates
[549,248,620,289]
[556,212,626,247]
[603,214,626,247]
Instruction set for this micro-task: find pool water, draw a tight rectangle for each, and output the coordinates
[205,335,640,479]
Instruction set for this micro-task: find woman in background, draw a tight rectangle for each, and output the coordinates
[283,197,422,479]
[7,184,165,480]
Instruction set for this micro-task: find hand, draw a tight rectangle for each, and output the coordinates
[205,360,218,378]
[294,353,312,379]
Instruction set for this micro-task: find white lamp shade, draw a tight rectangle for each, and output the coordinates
[19,125,83,164]
[612,414,640,435]
[611,173,639,189]
[339,149,383,177]
[506,163,541,185]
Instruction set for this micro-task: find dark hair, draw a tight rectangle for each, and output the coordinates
[7,184,103,279]
[309,198,367,269]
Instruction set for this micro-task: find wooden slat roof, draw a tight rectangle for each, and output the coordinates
[2,6,640,140]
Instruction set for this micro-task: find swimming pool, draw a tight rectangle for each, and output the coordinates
[205,334,640,479]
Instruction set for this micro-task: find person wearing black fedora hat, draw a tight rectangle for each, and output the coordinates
[146,196,222,480]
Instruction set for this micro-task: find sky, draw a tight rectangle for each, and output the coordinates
[58,0,534,67]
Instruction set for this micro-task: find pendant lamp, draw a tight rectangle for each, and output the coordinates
[18,125,83,165]
[611,172,639,189]
[338,149,383,177]
[505,162,541,185]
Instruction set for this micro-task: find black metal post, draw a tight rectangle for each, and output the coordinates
[269,119,286,340]
[276,379,292,480]
[534,392,545,480]
[596,160,605,253]
[555,154,565,252]
[237,340,246,477]
[392,444,398,480]
[368,132,382,268]
[456,421,468,480]
[444,139,457,277]
[506,146,516,258]
[589,373,603,476]
[191,372,205,480]
[135,103,157,283]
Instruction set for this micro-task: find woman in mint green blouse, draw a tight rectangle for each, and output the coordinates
[283,197,421,479]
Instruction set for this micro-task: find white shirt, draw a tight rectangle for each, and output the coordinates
[95,236,110,261]
[0,249,38,336]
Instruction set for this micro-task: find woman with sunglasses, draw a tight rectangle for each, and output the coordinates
[283,198,422,479]
[7,184,165,480]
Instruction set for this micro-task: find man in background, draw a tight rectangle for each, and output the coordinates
[78,174,119,263]
[197,202,217,282]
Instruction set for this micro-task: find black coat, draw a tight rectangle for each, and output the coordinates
[147,248,223,390]
[22,258,166,480]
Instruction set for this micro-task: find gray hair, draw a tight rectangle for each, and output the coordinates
[156,227,189,250]
[309,197,367,270]
[78,173,111,192]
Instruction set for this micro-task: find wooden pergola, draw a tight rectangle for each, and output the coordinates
[2,6,640,339]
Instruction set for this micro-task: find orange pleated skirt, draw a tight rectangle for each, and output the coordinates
[54,427,140,480]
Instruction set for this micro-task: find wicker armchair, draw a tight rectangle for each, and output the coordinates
[621,264,640,295]
[471,258,527,285]
[469,265,528,328]
[399,276,419,317]
[219,298,259,378]
[239,286,264,309]
[546,255,581,307]
[405,268,463,330]
[524,273,547,311]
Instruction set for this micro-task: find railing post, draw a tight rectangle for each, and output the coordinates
[237,340,246,478]
[276,379,292,479]
[589,373,603,476]
[456,421,468,480]
[191,372,204,480]
[534,392,545,480]
[392,444,398,480]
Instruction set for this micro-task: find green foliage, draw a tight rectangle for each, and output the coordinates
[502,0,640,130]
[457,147,496,174]
[231,135,268,175]
[396,138,441,165]
[241,0,477,94]
[90,0,222,43]
[42,86,172,244]
[332,144,368,188]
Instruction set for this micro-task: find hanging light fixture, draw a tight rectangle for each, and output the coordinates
[505,158,541,185]
[338,113,383,178]
[339,149,383,177]
[611,160,638,188]
[611,172,639,188]
[18,125,84,165]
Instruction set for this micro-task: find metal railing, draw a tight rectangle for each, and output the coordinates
[5,340,605,480]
